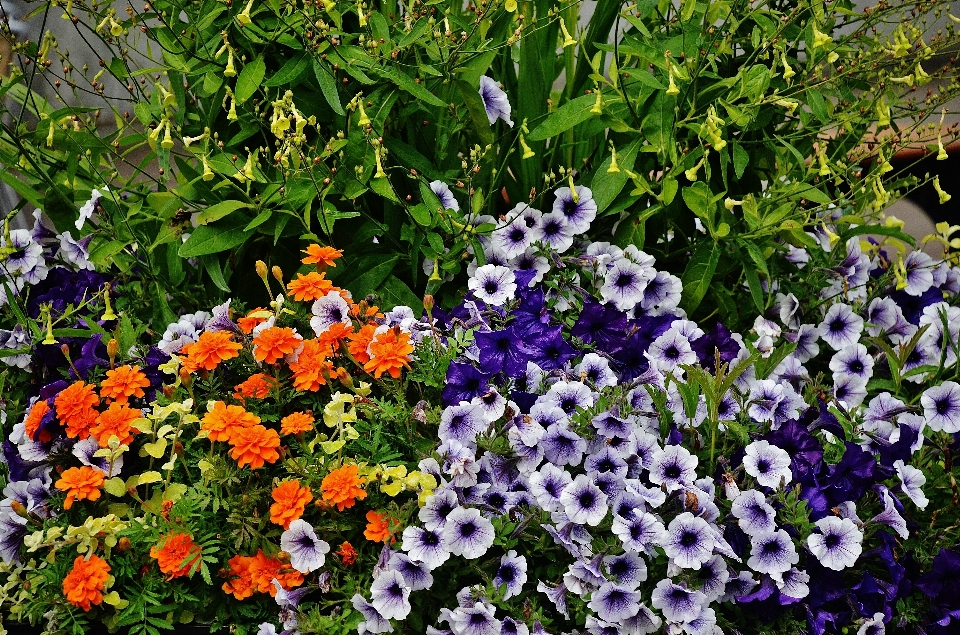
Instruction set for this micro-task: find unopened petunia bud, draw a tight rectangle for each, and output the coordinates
[255,260,269,280]
[423,294,434,311]
[271,266,284,284]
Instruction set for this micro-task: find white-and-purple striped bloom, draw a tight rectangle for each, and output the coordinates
[370,569,412,620]
[493,550,527,600]
[439,401,487,445]
[468,264,517,307]
[560,474,609,526]
[494,212,536,259]
[650,579,707,623]
[920,381,960,433]
[311,290,352,336]
[893,459,929,509]
[588,581,642,623]
[418,489,459,531]
[430,181,460,212]
[401,525,450,570]
[534,211,576,253]
[552,186,597,234]
[450,602,501,635]
[660,512,715,570]
[645,329,697,375]
[478,76,513,127]
[352,594,394,634]
[612,510,666,553]
[873,487,909,540]
[541,423,587,467]
[280,520,330,573]
[543,380,595,416]
[731,489,777,535]
[807,516,863,570]
[600,257,654,311]
[747,529,799,582]
[575,353,618,389]
[742,440,792,489]
[442,507,495,559]
[648,445,698,493]
[692,554,730,602]
[857,612,886,635]
[819,303,864,350]
[603,551,647,590]
[528,463,572,512]
[829,343,874,386]
[388,552,434,591]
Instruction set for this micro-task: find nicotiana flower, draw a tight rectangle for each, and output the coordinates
[742,440,792,489]
[731,489,777,535]
[552,186,597,234]
[280,519,330,573]
[893,459,929,509]
[747,529,799,582]
[650,579,707,623]
[468,264,517,306]
[442,507,495,559]
[920,381,960,433]
[587,581,641,623]
[478,76,513,127]
[559,474,608,526]
[493,550,527,600]
[807,516,863,570]
[660,512,715,570]
[819,303,864,350]
[648,445,698,492]
[311,290,351,335]
[370,569,412,621]
[430,181,460,211]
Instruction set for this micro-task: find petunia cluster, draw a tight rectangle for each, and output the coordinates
[353,186,960,635]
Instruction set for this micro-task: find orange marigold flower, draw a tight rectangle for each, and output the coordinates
[280,411,315,436]
[222,554,256,600]
[269,480,313,529]
[55,466,105,510]
[287,271,335,302]
[99,364,150,404]
[364,328,415,379]
[62,554,111,611]
[289,339,331,392]
[316,321,354,350]
[238,308,269,335]
[24,400,52,443]
[301,244,343,267]
[181,331,242,371]
[364,510,394,543]
[253,326,304,364]
[201,401,260,443]
[336,541,357,565]
[150,532,202,580]
[89,401,141,448]
[320,464,367,511]
[228,424,281,469]
[234,373,279,401]
[248,550,304,596]
[347,323,378,364]
[55,381,100,440]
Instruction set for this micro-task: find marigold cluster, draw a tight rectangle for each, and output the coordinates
[24,400,52,443]
[55,381,100,440]
[269,480,313,529]
[222,550,303,599]
[55,465,105,510]
[287,271,334,302]
[89,401,140,447]
[201,401,260,443]
[364,327,415,379]
[347,323,378,365]
[288,339,332,392]
[62,554,111,611]
[180,331,242,371]
[234,373,278,401]
[237,307,269,335]
[253,326,303,364]
[99,364,150,403]
[336,541,357,565]
[364,510,394,543]
[150,532,202,580]
[320,464,367,511]
[228,424,281,469]
[280,411,315,436]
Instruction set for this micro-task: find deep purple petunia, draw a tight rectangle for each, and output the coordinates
[571,301,629,354]
[443,362,493,406]
[690,321,740,371]
[519,325,577,371]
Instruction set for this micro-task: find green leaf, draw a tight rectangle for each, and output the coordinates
[679,240,721,314]
[264,53,310,87]
[732,142,749,179]
[408,204,432,227]
[378,275,422,312]
[527,93,597,141]
[681,181,714,229]
[839,223,915,246]
[659,176,679,204]
[314,59,345,115]
[370,177,400,203]
[193,200,250,226]
[591,140,640,215]
[377,66,446,107]
[235,56,266,103]
[199,255,231,292]
[806,89,829,123]
[179,216,253,258]
[0,170,42,208]
[348,256,398,299]
[742,256,764,312]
